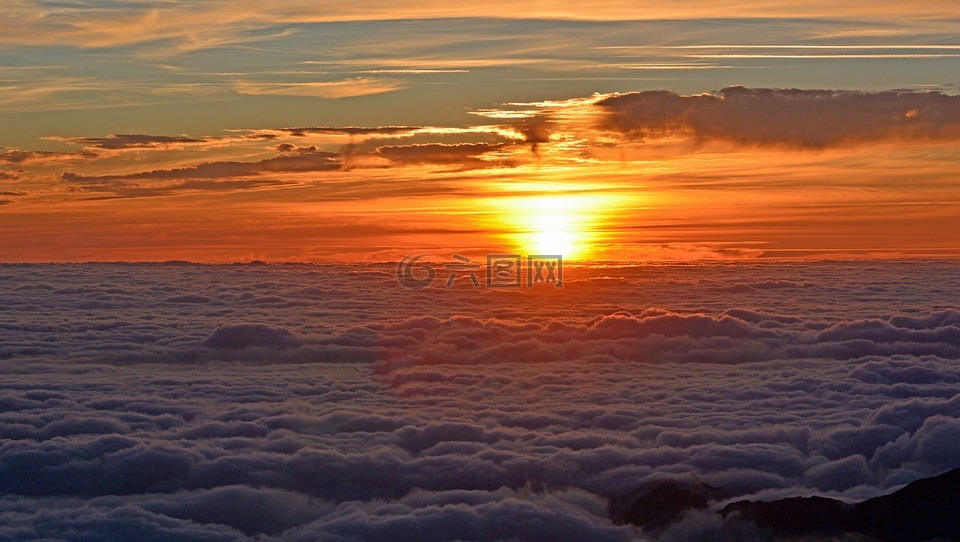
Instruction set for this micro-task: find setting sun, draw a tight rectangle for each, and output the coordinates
[487,191,623,260]
[533,220,575,256]
[525,196,585,258]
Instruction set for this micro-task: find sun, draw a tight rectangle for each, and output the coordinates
[532,216,576,257]
[482,183,628,261]
[502,193,600,260]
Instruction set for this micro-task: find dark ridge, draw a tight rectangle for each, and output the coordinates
[611,469,960,540]
[609,475,720,529]
[722,468,960,541]
[721,496,855,537]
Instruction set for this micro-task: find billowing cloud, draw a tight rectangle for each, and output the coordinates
[0,261,959,539]
[362,307,960,374]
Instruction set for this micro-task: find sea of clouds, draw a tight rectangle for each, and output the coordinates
[1,261,959,540]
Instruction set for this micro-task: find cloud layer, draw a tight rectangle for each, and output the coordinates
[1,261,959,540]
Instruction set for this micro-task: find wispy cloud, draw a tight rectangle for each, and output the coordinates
[3,1,959,51]
[608,63,734,70]
[597,44,960,50]
[693,53,960,59]
[233,78,406,99]
[48,134,208,151]
[347,69,470,74]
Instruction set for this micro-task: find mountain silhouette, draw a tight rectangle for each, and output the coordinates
[612,468,960,541]
[723,468,960,541]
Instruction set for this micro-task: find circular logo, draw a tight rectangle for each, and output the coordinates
[395,253,436,289]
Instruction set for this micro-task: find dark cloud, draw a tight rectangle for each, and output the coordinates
[514,113,555,158]
[59,134,208,150]
[597,87,960,148]
[278,126,421,137]
[2,150,51,164]
[374,142,508,168]
[61,152,340,184]
[0,149,95,164]
[49,136,511,190]
[275,143,319,153]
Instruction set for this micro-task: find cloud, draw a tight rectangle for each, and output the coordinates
[275,127,422,137]
[2,2,958,51]
[286,488,632,542]
[204,324,303,349]
[1,149,95,165]
[234,78,406,99]
[1,261,959,540]
[374,143,508,168]
[40,127,517,196]
[276,143,319,153]
[52,134,208,151]
[596,87,960,149]
[61,151,341,184]
[0,497,250,541]
[137,486,332,536]
[362,306,960,374]
[513,114,555,158]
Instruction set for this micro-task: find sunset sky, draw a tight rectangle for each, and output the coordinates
[2,1,959,261]
[4,5,960,541]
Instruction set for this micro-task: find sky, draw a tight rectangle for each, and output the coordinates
[3,5,960,540]
[1,1,960,261]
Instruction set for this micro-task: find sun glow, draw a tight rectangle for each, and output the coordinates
[534,220,575,256]
[491,191,623,260]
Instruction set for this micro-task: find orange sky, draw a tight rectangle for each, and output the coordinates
[1,2,959,262]
[3,135,958,262]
